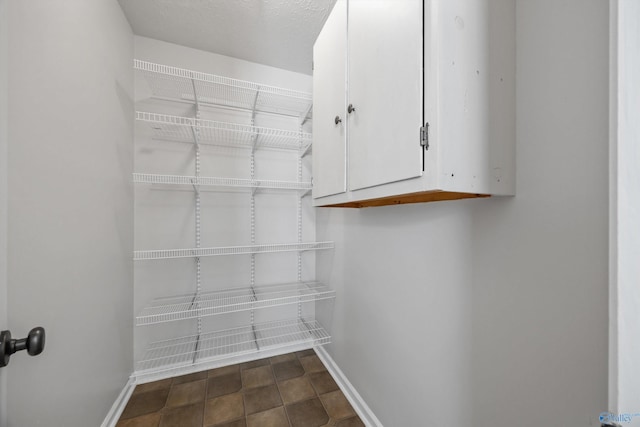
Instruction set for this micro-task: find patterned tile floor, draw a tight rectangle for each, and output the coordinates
[117,349,365,427]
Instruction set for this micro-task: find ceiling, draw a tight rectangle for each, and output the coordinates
[118,0,337,75]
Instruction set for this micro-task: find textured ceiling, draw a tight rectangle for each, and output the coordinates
[118,0,337,75]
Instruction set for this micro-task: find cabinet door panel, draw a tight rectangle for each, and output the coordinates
[348,0,423,191]
[312,0,347,198]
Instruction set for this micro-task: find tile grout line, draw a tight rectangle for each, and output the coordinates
[308,351,334,427]
[241,380,247,424]
[317,389,333,427]
[239,365,246,425]
[272,355,294,427]
[296,349,330,427]
[202,371,208,427]
[239,363,249,426]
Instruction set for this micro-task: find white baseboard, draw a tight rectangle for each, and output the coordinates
[315,346,384,427]
[100,378,135,427]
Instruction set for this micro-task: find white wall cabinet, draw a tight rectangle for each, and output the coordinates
[311,0,347,198]
[313,0,516,208]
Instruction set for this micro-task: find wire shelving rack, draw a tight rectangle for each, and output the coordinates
[133,241,334,261]
[135,60,313,119]
[134,318,329,382]
[133,173,312,193]
[136,111,312,153]
[136,282,335,325]
[132,59,331,382]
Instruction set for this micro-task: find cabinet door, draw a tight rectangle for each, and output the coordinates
[312,0,347,198]
[348,0,423,191]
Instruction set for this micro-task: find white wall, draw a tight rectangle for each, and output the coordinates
[0,0,9,425]
[316,1,609,426]
[5,2,134,426]
[610,0,640,423]
[470,1,609,425]
[317,203,477,426]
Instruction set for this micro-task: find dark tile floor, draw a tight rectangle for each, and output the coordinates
[117,349,365,427]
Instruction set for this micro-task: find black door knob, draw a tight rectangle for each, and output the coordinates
[0,327,46,368]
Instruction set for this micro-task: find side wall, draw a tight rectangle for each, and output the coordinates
[316,1,609,426]
[6,2,134,425]
[470,1,609,425]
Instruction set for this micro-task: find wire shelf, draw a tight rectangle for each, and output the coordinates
[133,173,312,192]
[137,111,312,152]
[136,318,330,375]
[135,60,313,118]
[137,281,334,325]
[134,241,335,261]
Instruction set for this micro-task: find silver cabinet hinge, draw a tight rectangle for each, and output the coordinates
[420,123,429,150]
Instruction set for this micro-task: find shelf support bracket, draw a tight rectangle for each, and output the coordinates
[190,120,200,147]
[251,133,259,154]
[300,143,312,159]
[250,88,260,153]
[251,87,260,121]
[190,77,201,115]
[190,179,200,195]
[299,104,313,127]
[249,286,259,350]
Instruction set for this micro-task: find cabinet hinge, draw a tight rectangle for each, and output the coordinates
[420,123,429,150]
